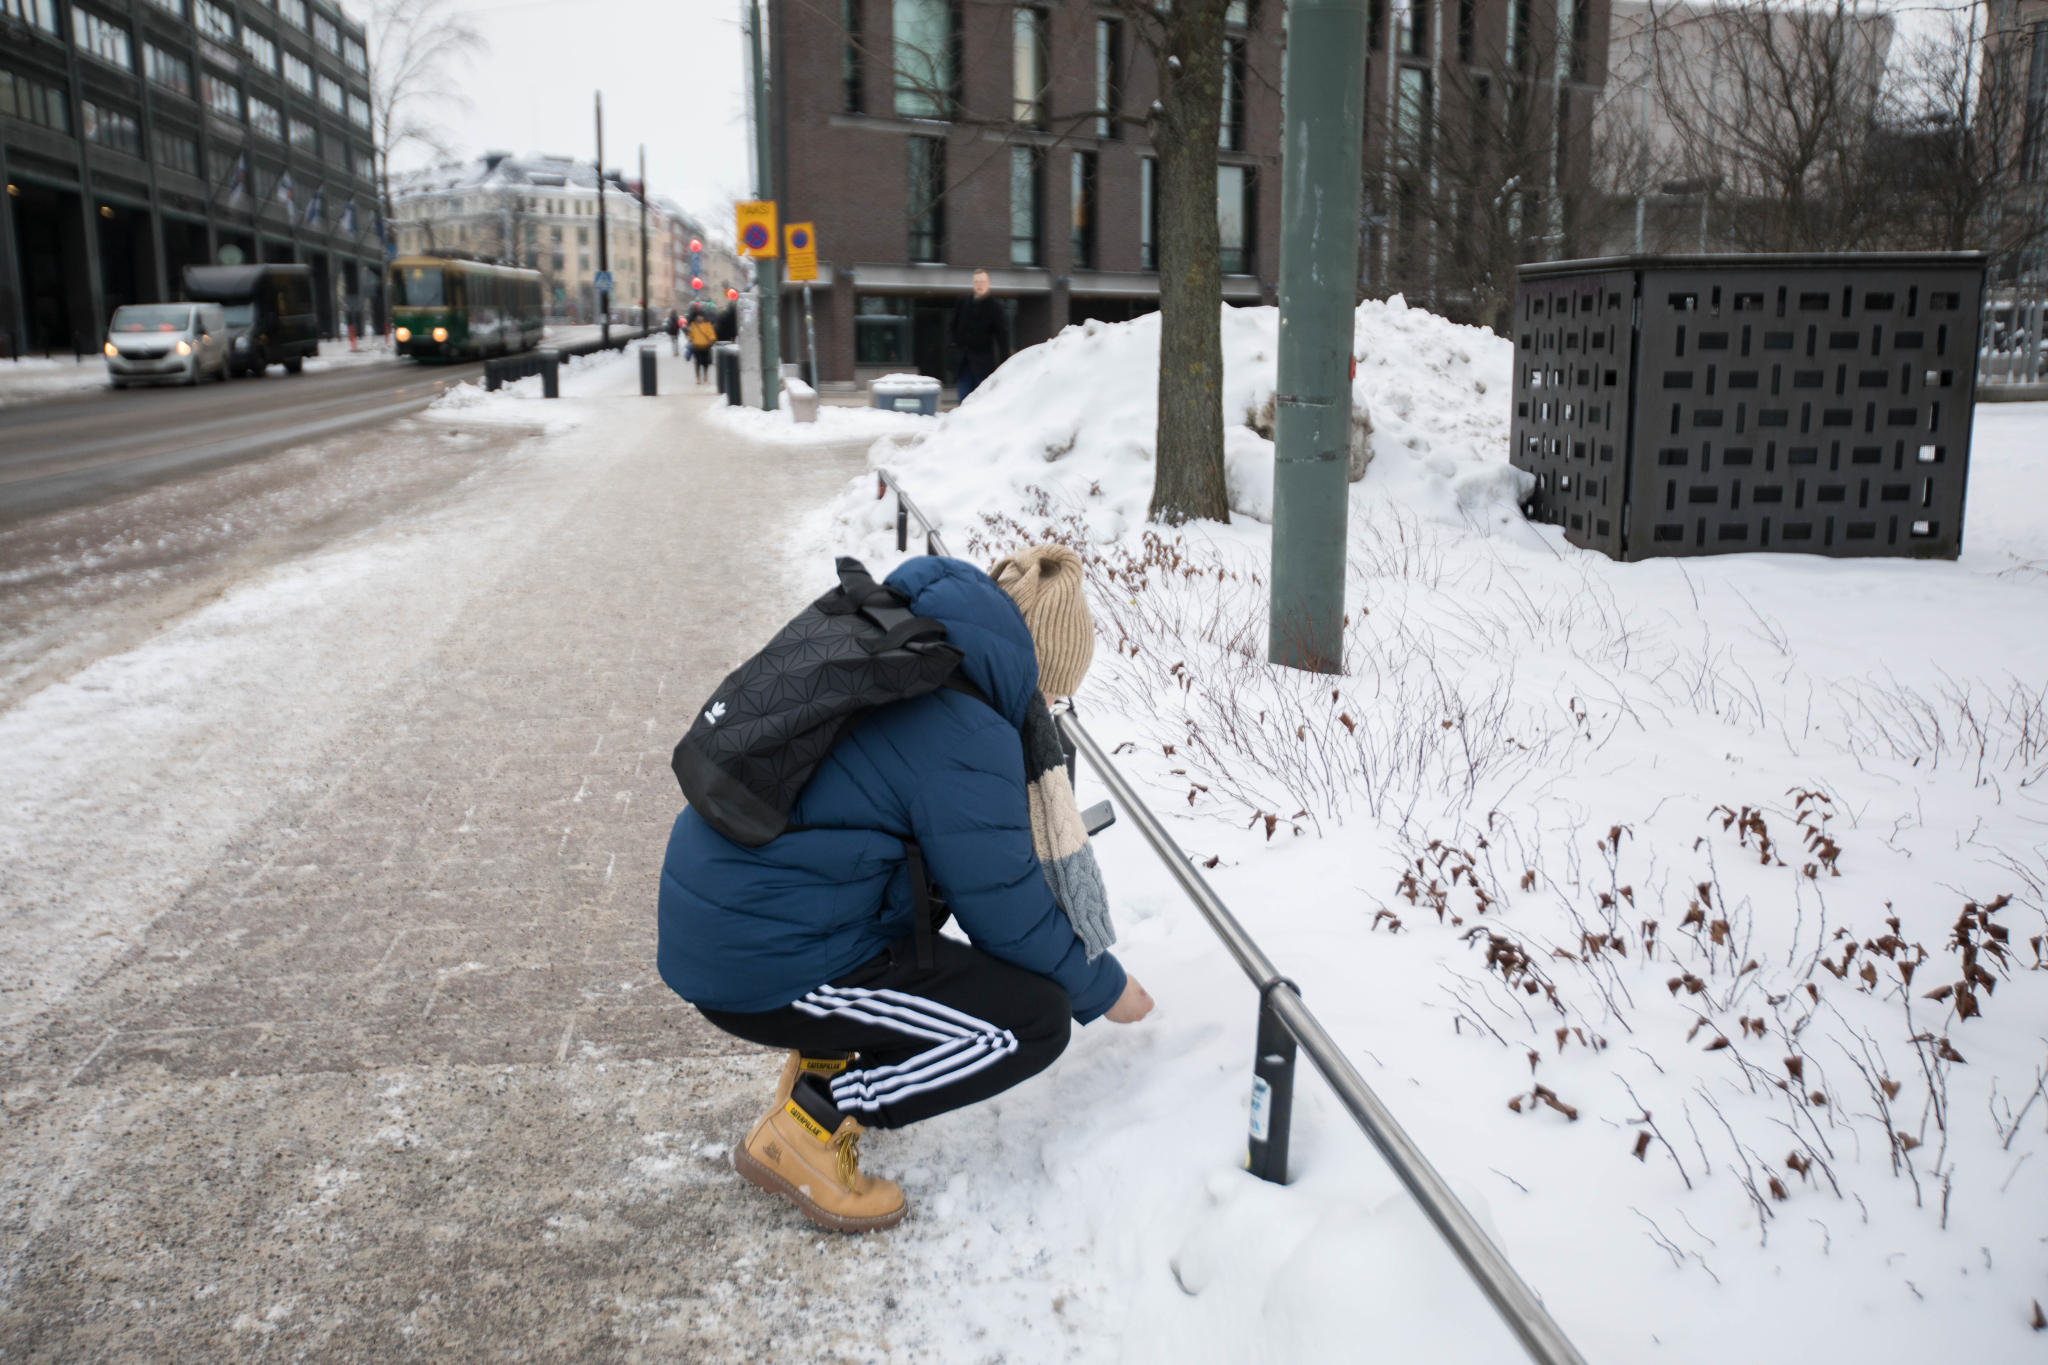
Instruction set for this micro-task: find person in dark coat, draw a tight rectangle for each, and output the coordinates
[713,298,738,342]
[658,554,1151,1233]
[949,269,1009,402]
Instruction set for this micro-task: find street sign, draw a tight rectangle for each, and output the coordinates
[784,222,818,282]
[594,270,614,292]
[735,200,778,257]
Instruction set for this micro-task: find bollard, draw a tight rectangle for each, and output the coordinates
[483,358,502,393]
[639,344,657,396]
[1247,981,1300,1183]
[540,350,560,399]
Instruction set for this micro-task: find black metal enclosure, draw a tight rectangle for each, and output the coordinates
[1511,254,1987,561]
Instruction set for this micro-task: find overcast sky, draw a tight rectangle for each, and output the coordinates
[354,0,755,240]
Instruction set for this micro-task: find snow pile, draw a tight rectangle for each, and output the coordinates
[0,355,113,406]
[703,392,930,446]
[798,305,2048,1363]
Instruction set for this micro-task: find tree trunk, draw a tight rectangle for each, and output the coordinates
[1148,1,1232,526]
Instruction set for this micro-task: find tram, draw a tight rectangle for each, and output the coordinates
[387,254,545,361]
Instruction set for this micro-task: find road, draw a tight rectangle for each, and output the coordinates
[0,327,644,525]
[0,351,924,1361]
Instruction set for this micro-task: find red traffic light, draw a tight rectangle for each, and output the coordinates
[689,237,703,253]
[726,287,738,300]
[691,276,704,290]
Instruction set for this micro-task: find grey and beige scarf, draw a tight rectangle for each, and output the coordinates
[1020,694,1115,960]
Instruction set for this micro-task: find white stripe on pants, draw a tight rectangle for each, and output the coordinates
[793,984,1021,1114]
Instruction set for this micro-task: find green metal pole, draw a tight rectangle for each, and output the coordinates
[1267,0,1369,671]
[748,0,781,411]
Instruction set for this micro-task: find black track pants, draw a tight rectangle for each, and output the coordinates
[697,937,1071,1129]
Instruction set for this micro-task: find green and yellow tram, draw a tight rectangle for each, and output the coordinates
[388,255,545,361]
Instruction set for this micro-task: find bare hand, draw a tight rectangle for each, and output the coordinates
[1104,974,1154,1024]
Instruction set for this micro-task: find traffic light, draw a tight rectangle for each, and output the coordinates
[689,238,703,253]
[691,276,704,290]
[726,287,739,300]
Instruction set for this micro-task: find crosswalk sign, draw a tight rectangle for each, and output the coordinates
[736,200,778,257]
[784,223,818,282]
[594,270,614,292]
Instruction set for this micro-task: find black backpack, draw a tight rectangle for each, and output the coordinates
[671,557,982,963]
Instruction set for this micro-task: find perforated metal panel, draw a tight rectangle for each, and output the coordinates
[1512,254,1987,561]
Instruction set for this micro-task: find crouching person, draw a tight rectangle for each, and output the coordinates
[657,547,1152,1232]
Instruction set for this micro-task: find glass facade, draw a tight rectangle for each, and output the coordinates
[1012,7,1047,127]
[893,0,955,117]
[1071,151,1096,270]
[907,136,945,261]
[1009,144,1039,265]
[1218,165,1252,274]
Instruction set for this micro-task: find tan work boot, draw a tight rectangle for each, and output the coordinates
[734,1073,906,1233]
[768,1050,856,1108]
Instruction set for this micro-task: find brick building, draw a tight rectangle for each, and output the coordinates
[3,0,383,356]
[766,0,1608,385]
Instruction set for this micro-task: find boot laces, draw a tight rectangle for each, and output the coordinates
[831,1127,864,1191]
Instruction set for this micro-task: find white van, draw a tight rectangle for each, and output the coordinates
[103,303,230,387]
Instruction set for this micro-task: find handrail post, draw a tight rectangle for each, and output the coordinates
[1247,980,1299,1183]
[896,497,909,552]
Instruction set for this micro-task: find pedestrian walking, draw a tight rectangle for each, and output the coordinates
[688,307,716,385]
[665,310,682,356]
[657,546,1150,1233]
[949,270,1009,403]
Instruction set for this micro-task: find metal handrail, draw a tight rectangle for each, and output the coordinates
[871,467,1588,1365]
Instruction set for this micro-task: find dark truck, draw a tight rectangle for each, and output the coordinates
[182,264,319,377]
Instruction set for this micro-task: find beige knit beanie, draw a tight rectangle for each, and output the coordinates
[991,544,1095,697]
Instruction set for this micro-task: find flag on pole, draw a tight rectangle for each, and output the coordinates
[230,154,248,203]
[305,185,325,227]
[340,199,358,235]
[277,170,294,210]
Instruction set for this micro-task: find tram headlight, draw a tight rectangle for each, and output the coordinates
[394,327,411,342]
[432,327,449,343]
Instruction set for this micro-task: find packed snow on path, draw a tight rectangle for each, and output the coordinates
[805,300,2048,1363]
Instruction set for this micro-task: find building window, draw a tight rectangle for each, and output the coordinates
[318,75,345,113]
[1095,19,1121,138]
[1012,7,1048,127]
[1226,0,1250,24]
[326,135,347,168]
[146,44,194,98]
[72,9,133,70]
[1140,156,1157,270]
[242,27,278,73]
[894,0,957,118]
[348,93,370,127]
[578,226,589,244]
[1397,0,1425,55]
[2,0,58,31]
[203,72,243,120]
[289,117,319,151]
[278,0,308,30]
[313,11,340,53]
[1507,0,1529,69]
[1070,150,1096,270]
[344,37,366,73]
[82,101,142,155]
[283,54,312,93]
[249,97,282,139]
[1218,164,1253,274]
[1219,39,1246,150]
[1009,144,1040,265]
[907,135,945,261]
[1457,0,1474,62]
[353,149,374,179]
[1396,65,1430,165]
[1368,0,1382,50]
[195,0,234,42]
[857,295,912,364]
[841,0,863,113]
[156,129,200,175]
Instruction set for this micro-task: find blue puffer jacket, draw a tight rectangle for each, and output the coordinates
[656,556,1128,1022]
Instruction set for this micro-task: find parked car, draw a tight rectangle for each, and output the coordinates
[102,303,229,387]
[183,264,319,376]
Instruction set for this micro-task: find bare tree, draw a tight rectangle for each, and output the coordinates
[363,0,487,255]
[1873,7,2048,263]
[1654,0,1891,252]
[1112,0,1234,524]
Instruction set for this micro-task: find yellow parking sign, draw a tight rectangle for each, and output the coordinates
[784,223,818,281]
[736,200,778,257]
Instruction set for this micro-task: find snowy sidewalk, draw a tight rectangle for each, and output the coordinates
[0,348,916,1361]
